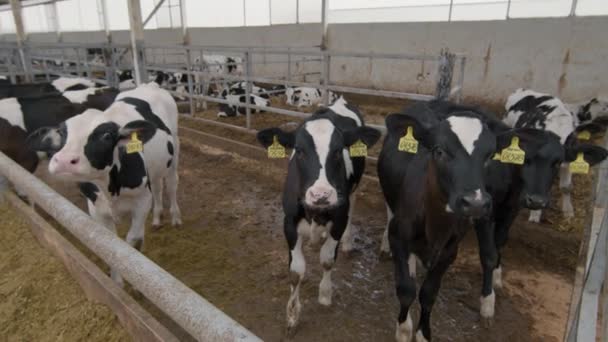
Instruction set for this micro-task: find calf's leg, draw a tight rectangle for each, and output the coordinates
[474,219,498,323]
[286,217,307,334]
[559,164,574,218]
[380,203,394,256]
[340,195,356,253]
[416,241,458,341]
[166,140,182,226]
[390,219,416,342]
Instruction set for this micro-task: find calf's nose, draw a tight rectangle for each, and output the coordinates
[524,194,548,210]
[50,152,81,174]
[460,190,491,218]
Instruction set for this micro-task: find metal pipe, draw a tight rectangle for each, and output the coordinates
[506,0,512,19]
[570,0,579,16]
[269,0,272,25]
[10,0,31,82]
[243,0,246,26]
[127,0,146,85]
[296,0,299,24]
[244,51,252,129]
[0,152,261,341]
[143,0,167,27]
[448,0,454,22]
[321,0,329,49]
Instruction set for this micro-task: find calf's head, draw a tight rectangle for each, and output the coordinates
[28,110,156,181]
[257,117,380,211]
[386,110,497,218]
[495,128,608,210]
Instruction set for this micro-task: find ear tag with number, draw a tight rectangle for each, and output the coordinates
[398,126,418,154]
[499,136,525,165]
[267,135,286,159]
[577,130,591,140]
[569,152,590,174]
[349,140,368,157]
[126,132,143,154]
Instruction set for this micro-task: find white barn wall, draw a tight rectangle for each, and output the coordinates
[1,17,606,106]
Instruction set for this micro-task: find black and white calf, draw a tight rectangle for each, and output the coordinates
[28,83,181,286]
[378,102,508,342]
[1,87,118,173]
[473,125,608,323]
[217,94,269,118]
[256,97,381,334]
[504,88,608,222]
[0,77,96,99]
[285,87,338,108]
[220,82,270,99]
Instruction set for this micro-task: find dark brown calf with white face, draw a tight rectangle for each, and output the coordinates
[378,102,509,342]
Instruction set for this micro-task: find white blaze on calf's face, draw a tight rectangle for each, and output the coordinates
[304,119,339,207]
[48,110,106,180]
[446,116,482,155]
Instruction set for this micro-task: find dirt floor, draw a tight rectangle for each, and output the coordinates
[5,93,593,341]
[0,201,129,341]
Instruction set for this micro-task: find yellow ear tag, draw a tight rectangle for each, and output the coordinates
[500,136,525,165]
[577,130,591,140]
[349,140,368,157]
[398,126,418,154]
[267,135,286,159]
[569,152,590,174]
[492,153,501,161]
[126,132,143,154]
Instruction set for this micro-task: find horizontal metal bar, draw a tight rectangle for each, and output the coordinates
[0,152,261,342]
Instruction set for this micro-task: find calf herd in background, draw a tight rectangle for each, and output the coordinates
[1,72,607,341]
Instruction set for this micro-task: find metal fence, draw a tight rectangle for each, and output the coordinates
[0,41,465,135]
[0,152,261,341]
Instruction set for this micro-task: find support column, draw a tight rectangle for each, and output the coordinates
[127,0,146,85]
[10,0,31,82]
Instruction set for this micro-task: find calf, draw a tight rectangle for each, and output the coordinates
[220,81,270,99]
[256,97,380,334]
[379,102,507,342]
[2,88,118,173]
[504,88,608,222]
[286,87,338,108]
[217,94,269,118]
[28,83,182,286]
[473,126,608,323]
[0,77,95,99]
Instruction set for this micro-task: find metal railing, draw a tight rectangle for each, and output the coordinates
[566,134,608,341]
[0,151,261,342]
[1,41,465,136]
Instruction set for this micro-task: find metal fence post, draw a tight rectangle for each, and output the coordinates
[185,47,194,116]
[435,48,455,101]
[321,51,330,105]
[287,47,292,82]
[245,51,252,129]
[456,56,466,103]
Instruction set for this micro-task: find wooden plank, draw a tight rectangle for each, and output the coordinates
[5,192,179,342]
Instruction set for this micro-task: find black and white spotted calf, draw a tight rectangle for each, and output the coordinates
[378,101,515,342]
[220,81,270,99]
[504,88,608,222]
[285,87,338,108]
[411,101,608,325]
[256,97,381,334]
[28,83,181,287]
[217,94,270,118]
[0,87,118,173]
[0,77,96,99]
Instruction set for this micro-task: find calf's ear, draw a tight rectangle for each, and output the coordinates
[566,143,608,166]
[118,120,157,144]
[256,127,295,149]
[343,126,381,148]
[385,112,436,148]
[27,126,61,154]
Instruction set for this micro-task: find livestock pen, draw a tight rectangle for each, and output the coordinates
[0,0,607,341]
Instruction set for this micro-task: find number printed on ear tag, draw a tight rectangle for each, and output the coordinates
[398,126,418,154]
[570,152,590,174]
[267,135,286,159]
[577,130,591,140]
[349,140,368,157]
[499,136,525,165]
[126,132,143,154]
